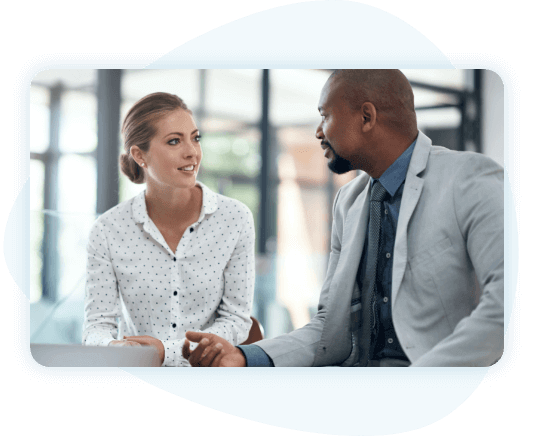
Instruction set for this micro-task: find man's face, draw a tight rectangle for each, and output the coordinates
[316,78,366,175]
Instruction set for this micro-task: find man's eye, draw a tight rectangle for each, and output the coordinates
[168,138,180,145]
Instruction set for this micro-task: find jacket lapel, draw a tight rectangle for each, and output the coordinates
[392,132,432,305]
[320,176,371,352]
[337,177,371,290]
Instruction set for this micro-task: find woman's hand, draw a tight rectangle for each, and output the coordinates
[123,335,165,366]
[109,340,142,347]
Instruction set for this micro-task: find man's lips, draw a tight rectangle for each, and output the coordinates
[321,141,333,158]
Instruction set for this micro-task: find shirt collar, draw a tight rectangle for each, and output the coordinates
[371,138,417,197]
[132,181,218,224]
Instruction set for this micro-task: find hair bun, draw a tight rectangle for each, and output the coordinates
[120,153,144,184]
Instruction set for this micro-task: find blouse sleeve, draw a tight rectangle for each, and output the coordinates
[161,206,255,367]
[82,219,120,346]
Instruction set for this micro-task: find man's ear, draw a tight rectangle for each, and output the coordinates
[361,102,377,132]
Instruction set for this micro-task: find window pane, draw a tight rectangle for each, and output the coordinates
[201,129,260,178]
[57,155,98,300]
[60,91,97,153]
[401,69,466,91]
[30,159,45,210]
[32,69,96,89]
[417,106,462,129]
[30,160,45,303]
[119,173,146,203]
[206,70,261,123]
[278,127,328,185]
[57,212,97,301]
[30,86,50,153]
[122,69,200,110]
[57,154,96,213]
[271,69,331,126]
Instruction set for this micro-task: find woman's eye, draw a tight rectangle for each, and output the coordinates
[168,138,180,145]
[195,135,202,142]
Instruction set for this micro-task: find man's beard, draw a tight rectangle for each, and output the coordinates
[326,144,352,175]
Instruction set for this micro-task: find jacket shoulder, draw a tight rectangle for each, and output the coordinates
[335,171,370,211]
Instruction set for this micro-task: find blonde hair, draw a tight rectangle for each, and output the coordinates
[119,92,191,184]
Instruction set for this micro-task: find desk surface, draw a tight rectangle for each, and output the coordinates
[30,343,161,367]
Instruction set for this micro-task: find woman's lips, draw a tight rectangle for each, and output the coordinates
[177,165,196,172]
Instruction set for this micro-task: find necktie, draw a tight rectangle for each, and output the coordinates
[359,181,388,367]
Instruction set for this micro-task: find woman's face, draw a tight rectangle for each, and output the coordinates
[142,109,202,190]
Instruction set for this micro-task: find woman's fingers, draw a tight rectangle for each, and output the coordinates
[109,340,142,347]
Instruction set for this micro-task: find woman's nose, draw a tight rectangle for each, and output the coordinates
[182,141,197,158]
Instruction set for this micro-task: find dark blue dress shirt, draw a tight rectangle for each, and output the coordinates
[239,140,417,366]
[359,140,416,361]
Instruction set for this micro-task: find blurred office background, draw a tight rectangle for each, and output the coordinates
[29,69,504,344]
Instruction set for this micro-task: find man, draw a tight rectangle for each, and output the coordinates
[182,69,504,367]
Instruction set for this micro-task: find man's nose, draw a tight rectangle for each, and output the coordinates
[316,123,324,140]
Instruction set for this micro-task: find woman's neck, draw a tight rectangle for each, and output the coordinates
[145,183,202,227]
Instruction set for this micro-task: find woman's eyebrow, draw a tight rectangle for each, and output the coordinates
[164,129,199,138]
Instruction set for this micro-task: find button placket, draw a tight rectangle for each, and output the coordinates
[170,254,180,335]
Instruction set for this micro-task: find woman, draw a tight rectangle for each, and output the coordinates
[82,92,255,366]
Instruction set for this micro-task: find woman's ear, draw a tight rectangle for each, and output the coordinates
[130,145,145,167]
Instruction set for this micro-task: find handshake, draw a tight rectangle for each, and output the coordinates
[182,331,247,367]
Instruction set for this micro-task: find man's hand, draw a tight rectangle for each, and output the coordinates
[123,335,165,366]
[182,332,246,367]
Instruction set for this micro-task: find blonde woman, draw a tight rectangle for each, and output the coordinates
[82,92,255,366]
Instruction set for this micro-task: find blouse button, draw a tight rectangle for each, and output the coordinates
[172,323,177,328]
[173,291,177,296]
[190,227,194,233]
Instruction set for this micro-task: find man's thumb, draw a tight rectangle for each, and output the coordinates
[185,331,205,342]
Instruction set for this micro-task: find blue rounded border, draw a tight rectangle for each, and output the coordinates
[13,53,521,386]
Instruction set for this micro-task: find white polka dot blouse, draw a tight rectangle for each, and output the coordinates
[82,181,255,366]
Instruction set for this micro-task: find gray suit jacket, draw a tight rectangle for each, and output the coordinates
[257,131,504,367]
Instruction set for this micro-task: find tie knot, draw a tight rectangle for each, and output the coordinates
[370,181,387,202]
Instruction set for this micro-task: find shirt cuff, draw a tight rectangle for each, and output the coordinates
[237,345,274,367]
[161,339,190,367]
[102,337,116,346]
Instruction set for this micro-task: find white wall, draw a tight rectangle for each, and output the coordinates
[481,70,504,167]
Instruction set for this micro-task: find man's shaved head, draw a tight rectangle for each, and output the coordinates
[328,69,417,138]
